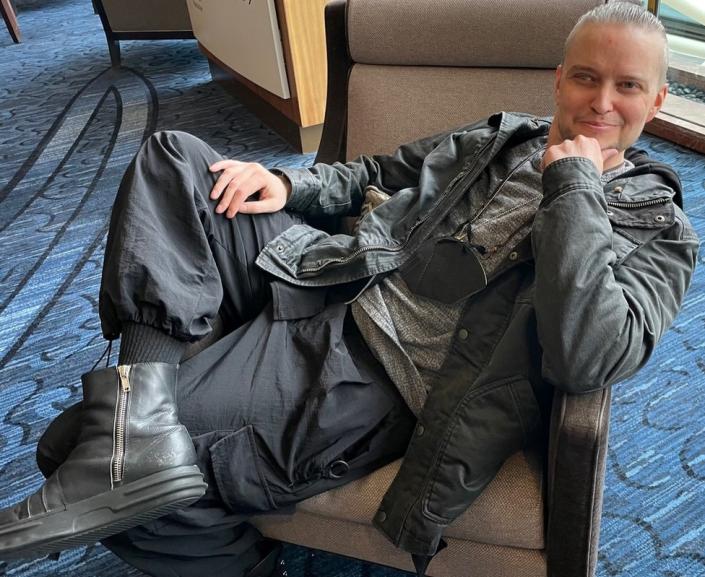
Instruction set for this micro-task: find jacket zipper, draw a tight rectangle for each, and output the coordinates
[298,139,496,275]
[112,365,131,485]
[606,197,669,209]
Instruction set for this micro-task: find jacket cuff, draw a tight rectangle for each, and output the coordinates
[271,167,321,213]
[373,498,446,557]
[541,157,602,206]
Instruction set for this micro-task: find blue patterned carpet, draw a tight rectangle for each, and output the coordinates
[1,1,704,576]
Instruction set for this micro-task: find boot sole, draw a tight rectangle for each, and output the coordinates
[0,465,207,560]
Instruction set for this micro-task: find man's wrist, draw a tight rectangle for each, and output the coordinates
[277,173,292,200]
[541,156,602,205]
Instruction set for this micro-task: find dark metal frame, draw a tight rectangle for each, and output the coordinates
[92,0,195,68]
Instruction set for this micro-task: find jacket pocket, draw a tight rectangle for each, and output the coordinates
[611,228,641,265]
[607,198,672,266]
[270,279,328,320]
[209,424,277,514]
[507,379,542,444]
[422,377,541,523]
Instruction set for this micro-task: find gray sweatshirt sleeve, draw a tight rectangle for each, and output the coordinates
[532,157,699,394]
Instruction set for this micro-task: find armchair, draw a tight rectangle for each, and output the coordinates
[92,0,194,67]
[249,1,612,576]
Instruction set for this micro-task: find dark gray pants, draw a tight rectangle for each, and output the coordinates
[39,131,415,577]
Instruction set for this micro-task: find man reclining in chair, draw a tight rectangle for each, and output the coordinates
[0,2,698,576]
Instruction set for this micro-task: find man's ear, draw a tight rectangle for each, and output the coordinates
[647,83,668,122]
[554,65,563,104]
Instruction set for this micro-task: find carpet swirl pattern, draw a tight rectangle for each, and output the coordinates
[0,1,703,576]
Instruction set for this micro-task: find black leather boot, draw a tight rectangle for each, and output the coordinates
[36,406,289,577]
[35,401,82,480]
[0,362,207,560]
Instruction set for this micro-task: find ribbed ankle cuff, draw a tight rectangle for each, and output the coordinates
[118,322,188,365]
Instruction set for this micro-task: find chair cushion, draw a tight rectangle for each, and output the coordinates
[254,513,547,577]
[295,447,545,549]
[347,0,606,67]
[101,0,192,32]
[346,64,555,160]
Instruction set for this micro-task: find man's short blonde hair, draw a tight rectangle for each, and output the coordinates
[564,1,669,84]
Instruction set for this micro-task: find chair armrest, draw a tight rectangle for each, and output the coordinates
[315,0,350,165]
[546,387,612,577]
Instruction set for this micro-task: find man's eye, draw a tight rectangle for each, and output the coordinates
[574,74,595,83]
[620,81,641,91]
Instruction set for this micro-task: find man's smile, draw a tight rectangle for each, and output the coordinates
[578,119,621,130]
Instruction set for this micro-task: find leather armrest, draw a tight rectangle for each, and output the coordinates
[546,387,611,577]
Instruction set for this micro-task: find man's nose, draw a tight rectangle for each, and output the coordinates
[590,85,615,115]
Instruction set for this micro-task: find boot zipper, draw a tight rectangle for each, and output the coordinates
[112,365,131,485]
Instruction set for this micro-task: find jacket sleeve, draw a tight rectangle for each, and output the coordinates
[275,129,456,218]
[532,157,699,394]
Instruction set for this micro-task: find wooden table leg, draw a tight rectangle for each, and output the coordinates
[1,0,21,43]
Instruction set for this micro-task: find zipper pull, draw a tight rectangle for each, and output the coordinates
[453,222,469,243]
[117,365,131,392]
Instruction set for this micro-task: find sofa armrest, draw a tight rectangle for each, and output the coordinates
[546,387,612,577]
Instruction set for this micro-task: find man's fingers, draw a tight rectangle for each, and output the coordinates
[215,179,241,213]
[211,164,257,201]
[236,198,278,214]
[209,159,242,172]
[209,162,251,200]
[223,175,263,217]
[210,172,234,200]
[225,187,255,218]
[208,161,283,217]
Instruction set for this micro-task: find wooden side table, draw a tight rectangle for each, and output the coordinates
[1,0,21,43]
[190,0,328,153]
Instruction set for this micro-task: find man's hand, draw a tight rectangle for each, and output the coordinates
[542,134,619,175]
[209,160,291,218]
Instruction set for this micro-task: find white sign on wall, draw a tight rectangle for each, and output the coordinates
[188,0,291,99]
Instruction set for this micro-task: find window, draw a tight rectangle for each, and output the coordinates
[646,0,705,87]
[644,0,705,154]
[654,0,705,45]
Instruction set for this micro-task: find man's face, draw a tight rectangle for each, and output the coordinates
[551,22,668,169]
